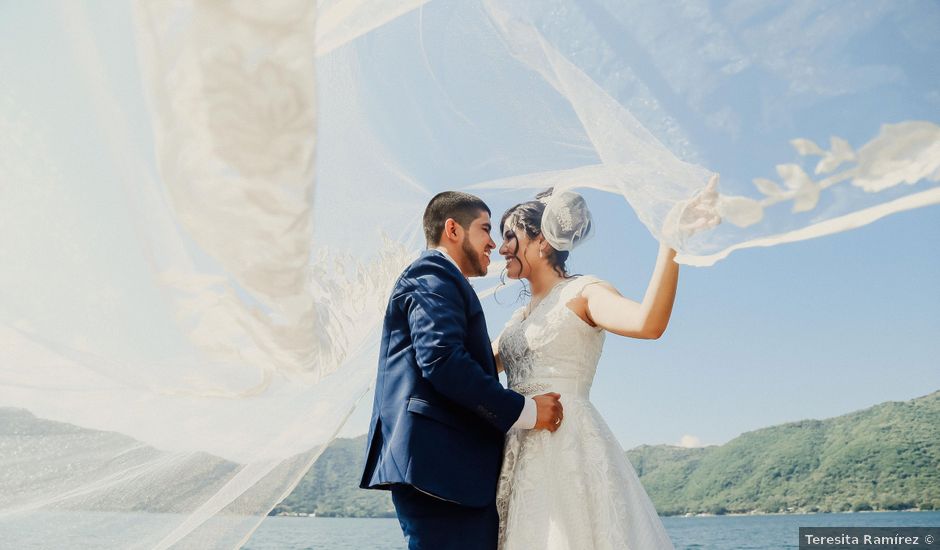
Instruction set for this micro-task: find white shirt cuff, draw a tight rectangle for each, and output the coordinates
[510,397,537,430]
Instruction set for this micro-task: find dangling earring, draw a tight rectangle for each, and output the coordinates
[538,247,544,259]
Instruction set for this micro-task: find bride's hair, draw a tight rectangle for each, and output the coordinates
[500,188,570,279]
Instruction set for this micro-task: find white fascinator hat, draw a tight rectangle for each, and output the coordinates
[538,189,593,252]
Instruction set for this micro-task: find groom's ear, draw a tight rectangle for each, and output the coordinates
[441,218,463,243]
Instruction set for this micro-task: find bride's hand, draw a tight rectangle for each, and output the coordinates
[678,174,721,233]
[662,174,722,243]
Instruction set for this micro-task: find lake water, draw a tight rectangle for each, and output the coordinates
[244,511,940,549]
[1,510,935,548]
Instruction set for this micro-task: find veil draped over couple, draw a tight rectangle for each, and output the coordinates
[361,188,716,549]
[2,1,938,548]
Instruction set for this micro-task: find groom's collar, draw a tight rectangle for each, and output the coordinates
[431,247,468,280]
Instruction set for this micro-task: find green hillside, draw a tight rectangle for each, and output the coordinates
[273,436,394,517]
[628,391,940,515]
[4,391,937,518]
[278,391,940,516]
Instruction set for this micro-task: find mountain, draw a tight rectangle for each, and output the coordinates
[4,391,937,517]
[0,407,390,517]
[0,408,238,513]
[273,436,393,517]
[277,391,940,516]
[627,390,940,515]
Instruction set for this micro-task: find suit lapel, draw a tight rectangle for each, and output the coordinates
[459,274,497,377]
[423,250,497,377]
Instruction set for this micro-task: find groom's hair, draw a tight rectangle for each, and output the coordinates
[423,191,490,246]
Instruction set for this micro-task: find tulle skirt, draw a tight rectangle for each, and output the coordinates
[496,397,674,550]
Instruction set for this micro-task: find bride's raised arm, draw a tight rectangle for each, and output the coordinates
[581,243,679,340]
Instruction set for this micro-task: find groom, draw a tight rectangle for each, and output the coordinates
[360,191,564,549]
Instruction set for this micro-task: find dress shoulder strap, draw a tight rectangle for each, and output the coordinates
[560,275,606,300]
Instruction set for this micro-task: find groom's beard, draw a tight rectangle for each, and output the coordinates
[461,236,487,277]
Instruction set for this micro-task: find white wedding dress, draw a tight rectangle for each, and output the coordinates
[496,276,675,550]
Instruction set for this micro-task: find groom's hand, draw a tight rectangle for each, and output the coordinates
[533,392,564,432]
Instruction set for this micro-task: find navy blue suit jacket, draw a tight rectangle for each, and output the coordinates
[360,250,525,507]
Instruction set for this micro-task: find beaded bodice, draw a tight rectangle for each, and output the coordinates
[498,276,605,398]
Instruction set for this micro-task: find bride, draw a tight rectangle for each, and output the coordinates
[493,187,718,550]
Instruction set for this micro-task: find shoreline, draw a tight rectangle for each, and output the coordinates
[670,508,930,518]
[272,508,931,519]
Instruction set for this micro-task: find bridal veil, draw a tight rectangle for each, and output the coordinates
[1,1,937,547]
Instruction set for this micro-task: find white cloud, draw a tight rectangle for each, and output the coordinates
[677,434,703,448]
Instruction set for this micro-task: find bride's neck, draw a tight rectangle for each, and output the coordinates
[528,264,564,299]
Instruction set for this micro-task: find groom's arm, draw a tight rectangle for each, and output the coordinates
[402,280,526,433]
